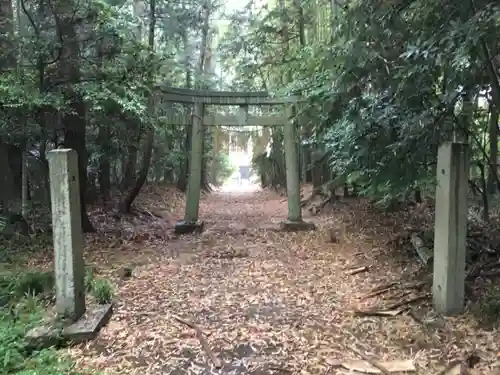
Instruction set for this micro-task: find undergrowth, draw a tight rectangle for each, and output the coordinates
[84,266,113,304]
[0,270,93,375]
[90,279,113,304]
[479,287,500,324]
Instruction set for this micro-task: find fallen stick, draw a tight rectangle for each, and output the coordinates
[466,261,500,281]
[353,308,404,317]
[481,269,500,277]
[391,290,412,301]
[348,346,392,375]
[173,315,223,369]
[403,280,429,290]
[353,295,430,317]
[366,282,399,294]
[347,266,369,275]
[360,286,394,300]
[341,328,396,375]
[385,294,430,311]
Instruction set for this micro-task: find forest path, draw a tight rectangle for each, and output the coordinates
[68,185,499,375]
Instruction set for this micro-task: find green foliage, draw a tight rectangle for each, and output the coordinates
[219,0,500,203]
[14,272,54,299]
[0,271,54,305]
[0,297,89,374]
[480,287,500,323]
[211,153,236,185]
[90,279,113,305]
[84,268,113,304]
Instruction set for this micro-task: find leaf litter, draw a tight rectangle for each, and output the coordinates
[21,184,500,374]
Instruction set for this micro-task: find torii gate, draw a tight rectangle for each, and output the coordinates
[156,87,316,234]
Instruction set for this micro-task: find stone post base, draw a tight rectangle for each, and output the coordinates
[26,304,113,349]
[280,220,316,232]
[174,220,205,235]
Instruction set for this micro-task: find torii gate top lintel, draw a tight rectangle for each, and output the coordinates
[155,86,300,105]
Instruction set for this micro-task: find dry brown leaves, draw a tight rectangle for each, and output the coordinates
[27,184,500,374]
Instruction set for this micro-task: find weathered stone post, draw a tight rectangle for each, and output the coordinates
[48,149,86,321]
[175,102,205,234]
[26,148,112,347]
[281,105,316,231]
[432,141,468,314]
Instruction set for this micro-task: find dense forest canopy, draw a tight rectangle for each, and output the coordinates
[0,0,499,228]
[219,0,500,209]
[0,0,240,230]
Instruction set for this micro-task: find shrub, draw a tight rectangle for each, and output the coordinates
[90,279,113,304]
[480,287,500,323]
[15,271,54,298]
[0,270,54,305]
[0,296,89,374]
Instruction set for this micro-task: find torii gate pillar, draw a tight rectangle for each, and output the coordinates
[175,102,205,234]
[281,105,316,232]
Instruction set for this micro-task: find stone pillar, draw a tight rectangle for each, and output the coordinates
[432,142,468,315]
[284,105,301,221]
[48,149,86,321]
[175,102,205,234]
[281,105,316,231]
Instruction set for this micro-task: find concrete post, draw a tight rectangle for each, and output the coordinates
[175,102,205,234]
[280,105,315,232]
[284,105,302,222]
[48,149,86,321]
[432,142,468,315]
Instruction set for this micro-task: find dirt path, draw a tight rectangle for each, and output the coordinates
[70,186,500,375]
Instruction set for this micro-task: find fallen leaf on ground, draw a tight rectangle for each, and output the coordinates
[352,309,404,317]
[360,286,395,300]
[16,184,500,375]
[327,359,416,373]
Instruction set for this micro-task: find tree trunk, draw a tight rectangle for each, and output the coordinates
[177,131,190,191]
[0,0,13,72]
[488,103,498,194]
[0,142,16,211]
[197,1,211,191]
[122,143,138,189]
[312,164,322,188]
[63,101,95,232]
[62,107,94,232]
[296,0,308,183]
[98,124,111,201]
[414,188,422,203]
[163,127,175,183]
[118,0,156,212]
[58,3,94,232]
[119,131,155,213]
[177,30,193,192]
[21,150,29,218]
